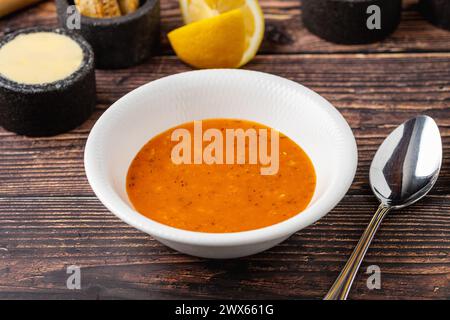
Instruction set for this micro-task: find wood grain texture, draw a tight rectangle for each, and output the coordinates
[0,195,449,299]
[1,54,448,198]
[0,0,449,300]
[1,0,450,54]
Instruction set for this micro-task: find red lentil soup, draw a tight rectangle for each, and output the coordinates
[126,119,316,233]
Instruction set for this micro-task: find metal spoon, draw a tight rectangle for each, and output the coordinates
[324,115,442,300]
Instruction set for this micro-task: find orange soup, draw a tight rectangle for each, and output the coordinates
[127,119,316,233]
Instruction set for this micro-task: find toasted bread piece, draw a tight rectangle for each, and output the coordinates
[100,0,121,17]
[75,0,102,18]
[75,0,121,18]
[118,0,139,15]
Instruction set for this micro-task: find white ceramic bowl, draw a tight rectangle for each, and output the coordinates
[84,69,357,259]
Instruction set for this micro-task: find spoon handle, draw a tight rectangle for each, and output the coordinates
[324,203,391,300]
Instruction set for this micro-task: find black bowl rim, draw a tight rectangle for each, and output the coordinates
[57,0,159,26]
[0,27,95,93]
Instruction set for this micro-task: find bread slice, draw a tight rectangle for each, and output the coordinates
[75,0,121,18]
[118,0,139,15]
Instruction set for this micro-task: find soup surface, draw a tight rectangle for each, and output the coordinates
[127,119,316,233]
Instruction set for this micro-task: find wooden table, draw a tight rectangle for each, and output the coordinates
[0,0,449,300]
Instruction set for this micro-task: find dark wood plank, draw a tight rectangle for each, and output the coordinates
[0,0,449,301]
[1,54,449,197]
[1,0,450,54]
[0,195,448,299]
[0,54,449,299]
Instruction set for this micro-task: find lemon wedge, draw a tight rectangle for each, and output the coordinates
[168,9,247,69]
[174,0,264,68]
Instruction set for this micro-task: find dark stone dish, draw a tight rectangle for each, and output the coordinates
[419,0,450,31]
[56,0,160,69]
[302,0,402,44]
[0,27,96,136]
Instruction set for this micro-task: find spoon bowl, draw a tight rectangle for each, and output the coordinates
[370,115,442,209]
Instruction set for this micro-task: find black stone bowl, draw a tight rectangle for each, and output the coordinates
[419,0,450,31]
[56,0,160,69]
[302,0,402,44]
[0,27,96,136]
